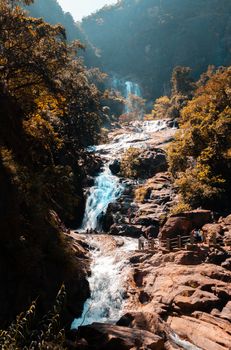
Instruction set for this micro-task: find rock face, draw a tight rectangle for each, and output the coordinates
[121,147,168,180]
[159,210,212,241]
[109,159,120,175]
[78,322,165,350]
[122,242,231,350]
[135,148,168,179]
[104,172,178,237]
[168,313,231,350]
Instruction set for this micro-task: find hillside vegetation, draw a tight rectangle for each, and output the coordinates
[26,0,99,67]
[0,0,103,328]
[82,0,231,99]
[168,67,231,210]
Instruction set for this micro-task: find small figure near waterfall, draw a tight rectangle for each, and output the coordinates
[138,235,145,250]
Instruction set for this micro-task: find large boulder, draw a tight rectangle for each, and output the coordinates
[158,216,192,241]
[117,312,166,335]
[159,210,212,241]
[139,148,168,179]
[109,159,121,175]
[174,210,212,227]
[109,224,143,237]
[78,323,165,350]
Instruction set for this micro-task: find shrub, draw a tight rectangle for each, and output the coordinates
[120,147,142,178]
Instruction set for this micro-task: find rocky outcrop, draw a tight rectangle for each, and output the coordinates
[104,172,178,237]
[109,224,143,237]
[121,236,231,350]
[78,322,165,350]
[109,159,120,175]
[168,313,231,350]
[159,210,212,241]
[117,312,167,335]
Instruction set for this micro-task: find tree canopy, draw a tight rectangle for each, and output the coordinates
[168,67,231,209]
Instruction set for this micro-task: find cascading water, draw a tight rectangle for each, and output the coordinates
[81,166,123,231]
[72,119,168,329]
[124,80,141,112]
[72,235,137,328]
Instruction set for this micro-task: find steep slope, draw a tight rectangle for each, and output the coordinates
[82,0,231,98]
[26,0,100,67]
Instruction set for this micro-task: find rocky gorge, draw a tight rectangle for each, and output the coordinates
[68,118,231,350]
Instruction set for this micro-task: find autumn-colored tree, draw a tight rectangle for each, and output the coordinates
[0,0,102,328]
[168,67,231,209]
[146,66,195,120]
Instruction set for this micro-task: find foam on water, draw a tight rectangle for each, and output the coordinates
[81,166,123,231]
[72,236,137,328]
[73,118,169,329]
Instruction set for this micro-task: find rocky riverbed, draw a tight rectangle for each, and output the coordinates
[69,120,231,350]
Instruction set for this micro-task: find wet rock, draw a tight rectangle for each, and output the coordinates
[168,314,231,350]
[174,250,207,265]
[143,225,159,238]
[82,175,95,187]
[117,312,166,335]
[109,159,121,175]
[159,210,212,241]
[78,323,165,350]
[109,224,143,237]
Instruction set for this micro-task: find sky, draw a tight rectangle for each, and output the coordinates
[57,0,118,21]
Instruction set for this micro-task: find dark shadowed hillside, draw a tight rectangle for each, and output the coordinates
[26,0,100,67]
[82,0,231,98]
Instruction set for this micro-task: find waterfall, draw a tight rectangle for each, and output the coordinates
[72,235,137,329]
[81,166,123,231]
[73,119,169,329]
[124,80,142,113]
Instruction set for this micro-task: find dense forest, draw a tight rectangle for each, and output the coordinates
[82,0,231,98]
[0,0,104,337]
[25,0,99,67]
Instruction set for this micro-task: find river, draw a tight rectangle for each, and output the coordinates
[72,119,168,328]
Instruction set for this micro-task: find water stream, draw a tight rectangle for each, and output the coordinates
[72,235,137,328]
[71,80,200,349]
[72,119,168,329]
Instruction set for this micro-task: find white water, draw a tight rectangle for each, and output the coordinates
[72,235,137,328]
[81,120,167,231]
[72,104,199,349]
[125,80,142,113]
[81,166,123,231]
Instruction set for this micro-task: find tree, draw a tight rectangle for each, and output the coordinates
[0,0,100,328]
[168,67,231,209]
[171,66,194,96]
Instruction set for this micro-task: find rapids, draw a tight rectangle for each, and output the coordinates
[72,118,168,329]
[72,235,137,328]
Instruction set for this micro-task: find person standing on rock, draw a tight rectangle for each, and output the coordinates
[138,235,145,250]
